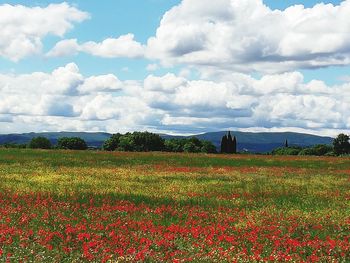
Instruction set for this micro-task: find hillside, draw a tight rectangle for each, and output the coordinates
[0,131,333,153]
[190,131,333,153]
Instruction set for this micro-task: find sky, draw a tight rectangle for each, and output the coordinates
[0,0,349,136]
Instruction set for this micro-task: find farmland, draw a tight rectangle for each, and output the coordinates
[0,149,349,262]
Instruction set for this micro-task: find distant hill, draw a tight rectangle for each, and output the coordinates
[162,131,333,153]
[0,131,333,153]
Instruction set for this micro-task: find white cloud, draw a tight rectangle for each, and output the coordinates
[46,39,80,57]
[146,64,159,71]
[78,74,122,94]
[0,63,349,136]
[0,3,89,61]
[146,0,350,73]
[41,63,83,95]
[134,71,350,134]
[0,63,123,118]
[80,95,151,122]
[38,95,77,117]
[48,34,145,58]
[144,73,186,93]
[44,0,350,75]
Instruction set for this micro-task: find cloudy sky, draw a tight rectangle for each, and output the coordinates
[0,0,349,136]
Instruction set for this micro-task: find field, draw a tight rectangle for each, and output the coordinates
[0,149,349,262]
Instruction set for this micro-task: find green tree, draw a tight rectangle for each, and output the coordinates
[117,135,136,151]
[333,133,350,155]
[102,133,122,151]
[183,142,200,153]
[200,141,217,153]
[220,135,228,153]
[227,131,234,154]
[132,132,165,152]
[233,136,237,153]
[28,137,52,149]
[57,137,87,150]
[298,144,333,156]
[164,139,184,152]
[312,144,333,156]
[285,139,289,148]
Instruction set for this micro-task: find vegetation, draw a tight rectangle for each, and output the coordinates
[0,143,27,149]
[272,144,334,156]
[298,144,333,156]
[333,133,350,156]
[272,133,350,156]
[28,136,52,149]
[165,137,217,153]
[103,132,217,153]
[0,131,349,157]
[0,149,349,261]
[272,145,303,155]
[57,137,88,150]
[220,131,237,153]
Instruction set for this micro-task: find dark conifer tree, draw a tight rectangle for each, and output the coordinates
[285,139,289,148]
[227,131,234,153]
[221,135,228,153]
[233,136,237,153]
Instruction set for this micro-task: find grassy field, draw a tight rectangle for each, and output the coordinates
[0,149,349,262]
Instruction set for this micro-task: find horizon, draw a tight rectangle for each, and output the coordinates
[0,0,349,137]
[0,129,336,139]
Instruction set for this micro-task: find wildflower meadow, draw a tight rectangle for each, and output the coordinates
[0,149,349,262]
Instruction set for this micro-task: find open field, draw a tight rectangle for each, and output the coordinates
[0,149,349,262]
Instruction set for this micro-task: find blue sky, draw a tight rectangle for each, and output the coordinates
[0,0,349,136]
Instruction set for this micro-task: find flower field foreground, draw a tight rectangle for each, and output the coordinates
[0,149,349,262]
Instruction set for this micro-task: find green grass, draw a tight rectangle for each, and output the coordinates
[1,148,350,261]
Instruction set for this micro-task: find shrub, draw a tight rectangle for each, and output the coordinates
[1,143,27,149]
[298,148,316,156]
[272,146,302,155]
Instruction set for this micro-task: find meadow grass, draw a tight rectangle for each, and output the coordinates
[0,148,349,262]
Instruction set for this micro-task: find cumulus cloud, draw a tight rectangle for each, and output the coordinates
[0,63,349,136]
[78,75,122,94]
[144,73,186,93]
[0,3,89,61]
[132,71,350,134]
[46,39,80,58]
[44,0,350,74]
[47,34,145,58]
[0,63,123,118]
[146,0,350,73]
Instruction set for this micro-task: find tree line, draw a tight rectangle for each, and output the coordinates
[102,132,217,153]
[1,132,349,156]
[272,133,350,156]
[1,137,88,150]
[0,132,217,154]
